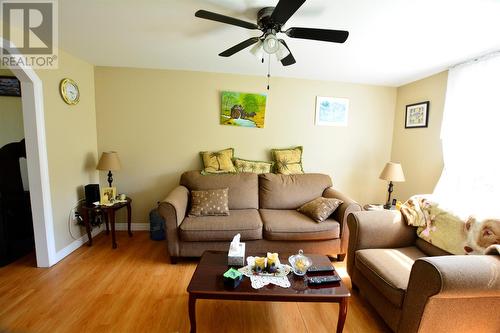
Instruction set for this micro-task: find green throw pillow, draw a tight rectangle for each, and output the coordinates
[271,146,304,175]
[233,158,273,174]
[199,148,236,174]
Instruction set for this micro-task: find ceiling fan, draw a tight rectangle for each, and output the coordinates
[195,0,349,66]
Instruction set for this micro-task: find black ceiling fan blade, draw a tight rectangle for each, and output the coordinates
[219,37,261,57]
[286,27,349,43]
[278,40,296,66]
[271,0,306,25]
[195,10,259,30]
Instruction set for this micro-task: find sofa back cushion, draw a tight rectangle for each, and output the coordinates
[259,173,333,209]
[415,238,451,256]
[180,171,258,209]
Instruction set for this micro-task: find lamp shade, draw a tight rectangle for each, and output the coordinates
[379,162,405,182]
[96,151,121,171]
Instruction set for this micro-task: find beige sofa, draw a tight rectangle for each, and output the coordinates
[347,210,500,333]
[159,171,361,263]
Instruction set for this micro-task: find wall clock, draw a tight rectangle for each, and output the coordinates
[60,78,80,105]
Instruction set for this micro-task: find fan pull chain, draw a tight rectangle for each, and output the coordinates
[267,53,271,90]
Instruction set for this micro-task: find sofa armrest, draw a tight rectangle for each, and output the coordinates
[346,210,416,275]
[158,185,189,258]
[323,187,362,257]
[399,255,500,333]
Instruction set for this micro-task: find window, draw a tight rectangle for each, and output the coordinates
[433,53,500,219]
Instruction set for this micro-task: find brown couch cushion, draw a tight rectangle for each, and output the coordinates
[415,238,451,256]
[180,171,258,209]
[259,173,333,209]
[179,209,262,242]
[355,247,426,308]
[260,209,340,241]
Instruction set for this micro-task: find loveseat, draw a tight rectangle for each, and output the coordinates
[347,210,500,333]
[159,171,361,263]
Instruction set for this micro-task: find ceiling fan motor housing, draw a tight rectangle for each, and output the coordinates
[257,7,282,32]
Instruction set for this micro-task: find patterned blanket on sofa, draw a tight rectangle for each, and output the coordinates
[400,196,500,255]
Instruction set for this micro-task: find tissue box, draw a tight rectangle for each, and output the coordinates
[228,242,245,266]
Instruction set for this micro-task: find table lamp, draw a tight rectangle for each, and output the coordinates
[96,151,121,187]
[379,162,405,209]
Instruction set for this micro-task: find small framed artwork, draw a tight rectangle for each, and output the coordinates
[315,96,349,127]
[0,76,21,97]
[100,187,117,205]
[405,101,429,128]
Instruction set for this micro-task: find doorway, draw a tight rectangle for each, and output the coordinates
[0,75,34,265]
[1,37,55,267]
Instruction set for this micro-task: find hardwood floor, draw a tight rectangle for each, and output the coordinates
[0,232,390,333]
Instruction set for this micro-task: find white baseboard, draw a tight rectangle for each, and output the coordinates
[54,225,104,263]
[53,223,150,264]
[115,223,150,231]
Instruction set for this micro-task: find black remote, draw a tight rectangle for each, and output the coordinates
[307,275,341,285]
[307,265,335,273]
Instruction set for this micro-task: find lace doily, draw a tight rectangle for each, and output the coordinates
[238,256,292,289]
[247,275,291,289]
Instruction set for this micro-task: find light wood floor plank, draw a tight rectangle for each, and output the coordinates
[0,231,389,332]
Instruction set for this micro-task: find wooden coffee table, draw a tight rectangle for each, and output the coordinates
[187,251,350,333]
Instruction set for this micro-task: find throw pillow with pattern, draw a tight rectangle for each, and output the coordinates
[188,188,230,217]
[297,197,343,222]
[200,148,236,174]
[233,158,273,174]
[271,146,304,175]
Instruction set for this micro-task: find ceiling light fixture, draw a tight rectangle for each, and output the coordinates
[263,33,280,54]
[250,40,264,62]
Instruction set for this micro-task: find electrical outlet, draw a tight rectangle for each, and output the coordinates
[74,212,83,225]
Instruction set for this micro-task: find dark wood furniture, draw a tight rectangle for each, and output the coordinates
[187,251,350,333]
[81,198,132,249]
[0,139,34,266]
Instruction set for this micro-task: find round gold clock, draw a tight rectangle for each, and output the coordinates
[60,78,80,105]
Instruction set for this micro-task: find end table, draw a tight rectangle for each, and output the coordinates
[81,197,132,249]
[363,204,396,211]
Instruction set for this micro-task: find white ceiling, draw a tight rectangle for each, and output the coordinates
[59,0,500,86]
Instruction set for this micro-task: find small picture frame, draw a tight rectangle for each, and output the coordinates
[0,76,21,97]
[405,101,429,128]
[315,96,349,127]
[100,187,117,204]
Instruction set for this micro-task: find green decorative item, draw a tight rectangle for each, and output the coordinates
[221,91,267,128]
[223,268,243,288]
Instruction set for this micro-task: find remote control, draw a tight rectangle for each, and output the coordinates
[307,265,335,273]
[307,275,341,285]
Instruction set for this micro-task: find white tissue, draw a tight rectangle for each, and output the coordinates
[230,233,241,252]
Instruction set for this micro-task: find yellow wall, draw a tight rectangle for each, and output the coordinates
[95,67,397,223]
[390,71,448,201]
[0,69,24,147]
[36,49,98,251]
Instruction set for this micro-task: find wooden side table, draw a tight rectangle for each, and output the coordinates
[81,198,132,249]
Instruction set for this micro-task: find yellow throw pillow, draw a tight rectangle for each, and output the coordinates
[297,197,343,222]
[233,158,273,174]
[271,146,304,175]
[188,188,230,217]
[200,148,236,174]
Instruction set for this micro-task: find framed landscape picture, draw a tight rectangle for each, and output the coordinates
[220,91,267,128]
[405,101,429,128]
[0,76,21,97]
[315,96,349,127]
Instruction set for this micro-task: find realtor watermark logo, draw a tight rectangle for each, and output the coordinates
[1,0,58,69]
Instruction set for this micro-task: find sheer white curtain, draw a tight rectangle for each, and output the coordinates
[433,53,500,219]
